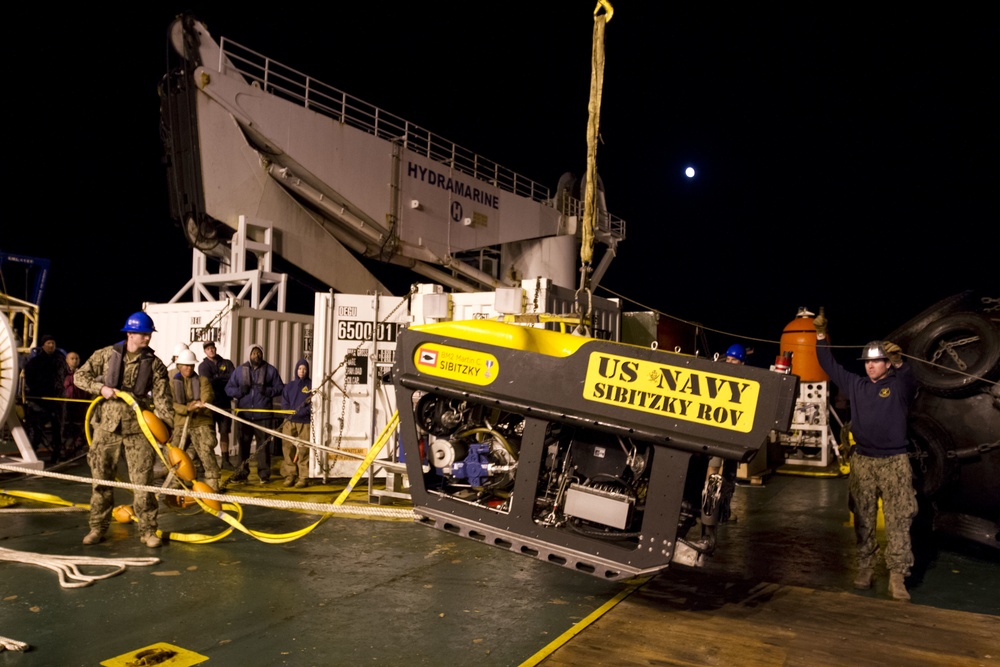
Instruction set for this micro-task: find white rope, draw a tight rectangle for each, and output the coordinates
[0,635,30,652]
[205,402,374,460]
[203,402,407,476]
[0,545,160,589]
[0,463,416,520]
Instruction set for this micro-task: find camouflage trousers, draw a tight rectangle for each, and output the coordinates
[172,424,221,489]
[849,452,918,575]
[88,428,157,536]
[280,422,311,481]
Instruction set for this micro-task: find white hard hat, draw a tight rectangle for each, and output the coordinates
[858,341,889,361]
[176,349,198,366]
[173,342,191,357]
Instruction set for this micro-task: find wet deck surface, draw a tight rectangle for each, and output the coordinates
[2,457,998,666]
[539,470,999,666]
[539,572,1000,666]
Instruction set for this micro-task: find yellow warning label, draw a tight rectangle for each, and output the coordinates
[414,343,499,386]
[583,352,760,433]
[101,641,208,666]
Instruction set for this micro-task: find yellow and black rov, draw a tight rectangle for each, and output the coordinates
[392,320,799,581]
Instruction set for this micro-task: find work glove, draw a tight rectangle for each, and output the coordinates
[813,307,827,335]
[883,341,902,366]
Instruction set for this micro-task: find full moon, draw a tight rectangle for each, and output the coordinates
[685,167,696,178]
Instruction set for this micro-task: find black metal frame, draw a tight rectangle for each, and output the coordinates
[393,325,798,580]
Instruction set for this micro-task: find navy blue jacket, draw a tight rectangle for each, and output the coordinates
[817,339,917,457]
[225,343,284,422]
[281,359,312,424]
[199,353,234,409]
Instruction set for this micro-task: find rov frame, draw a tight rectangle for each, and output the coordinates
[393,320,798,580]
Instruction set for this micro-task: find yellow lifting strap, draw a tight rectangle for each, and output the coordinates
[98,392,330,544]
[332,411,400,506]
[580,0,613,281]
[9,395,403,545]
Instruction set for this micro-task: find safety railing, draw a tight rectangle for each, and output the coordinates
[216,36,625,241]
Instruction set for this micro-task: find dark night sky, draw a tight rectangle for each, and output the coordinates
[3,4,996,364]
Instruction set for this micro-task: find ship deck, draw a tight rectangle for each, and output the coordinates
[1,450,998,666]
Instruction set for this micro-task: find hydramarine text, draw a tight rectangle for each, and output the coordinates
[408,162,500,209]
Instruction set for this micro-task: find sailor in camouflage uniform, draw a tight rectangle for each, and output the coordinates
[75,312,174,548]
[814,310,919,600]
[170,348,221,491]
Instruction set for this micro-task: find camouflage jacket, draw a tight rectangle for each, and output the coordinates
[171,373,215,428]
[75,343,174,435]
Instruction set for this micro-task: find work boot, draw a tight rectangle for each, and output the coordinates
[295,479,308,489]
[221,454,235,471]
[283,477,296,487]
[82,529,104,545]
[888,572,910,601]
[141,533,163,548]
[853,568,874,590]
[229,462,249,484]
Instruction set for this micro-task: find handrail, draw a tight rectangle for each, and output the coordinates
[215,36,625,241]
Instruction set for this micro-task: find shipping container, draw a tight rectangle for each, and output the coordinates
[311,292,408,484]
[144,298,313,456]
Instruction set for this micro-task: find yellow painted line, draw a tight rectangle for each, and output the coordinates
[518,575,651,667]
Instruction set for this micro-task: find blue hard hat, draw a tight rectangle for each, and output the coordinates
[725,343,746,362]
[121,311,156,333]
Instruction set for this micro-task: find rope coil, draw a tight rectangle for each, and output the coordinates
[0,545,159,589]
[0,635,30,652]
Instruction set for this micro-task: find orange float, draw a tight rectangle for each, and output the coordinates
[191,481,222,511]
[166,445,196,482]
[113,504,136,523]
[141,410,171,444]
[779,307,828,382]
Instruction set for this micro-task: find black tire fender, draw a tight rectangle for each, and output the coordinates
[908,414,957,497]
[910,311,1000,398]
[884,291,975,349]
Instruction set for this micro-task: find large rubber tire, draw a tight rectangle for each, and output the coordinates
[910,311,1000,397]
[908,414,957,497]
[0,313,18,426]
[884,291,976,349]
